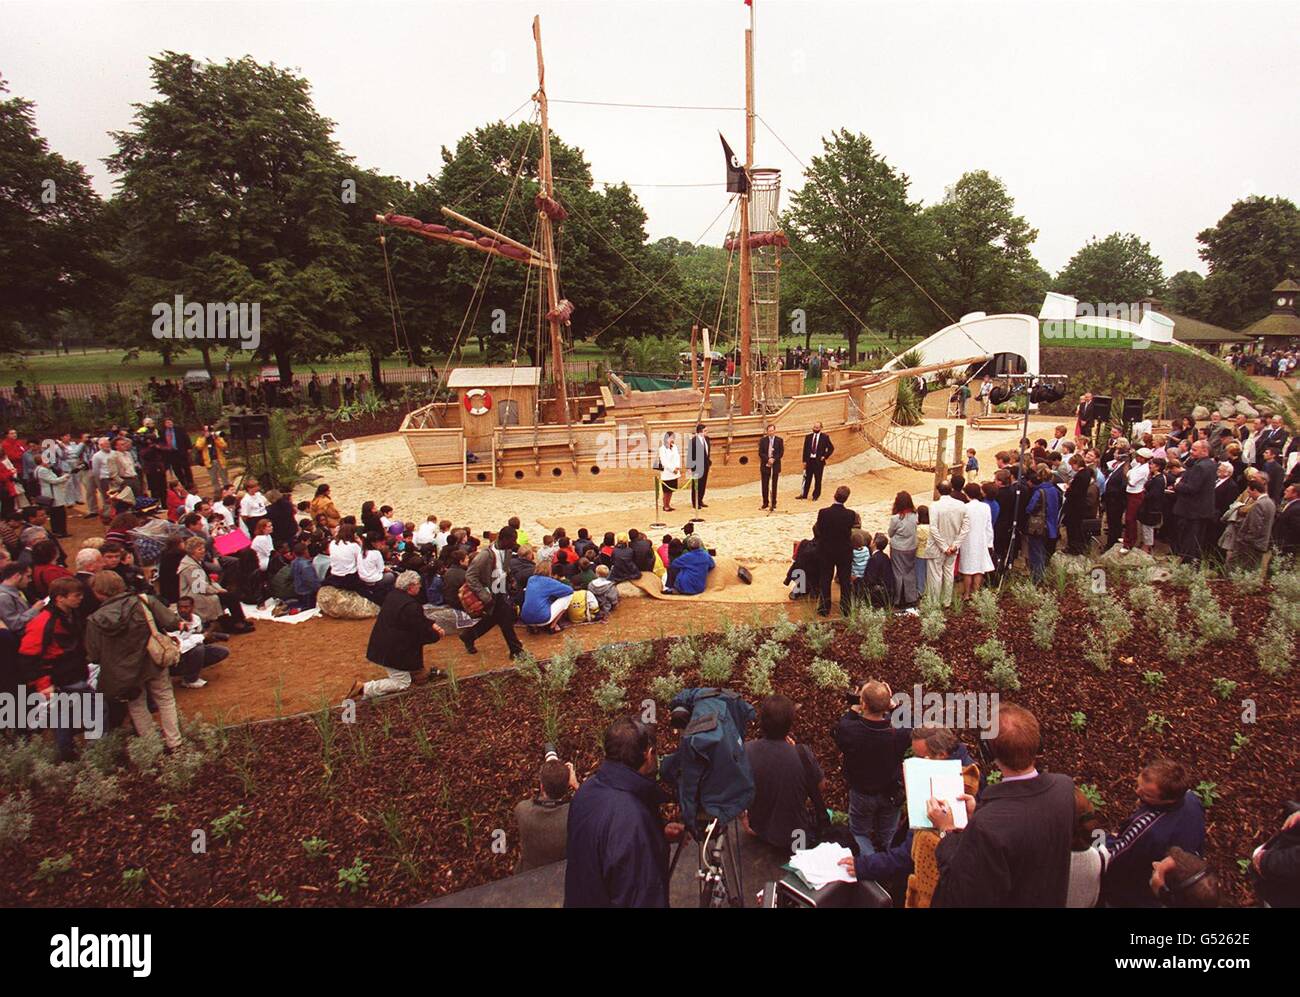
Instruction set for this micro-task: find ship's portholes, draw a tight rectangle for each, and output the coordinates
[476,472,487,482]
[590,465,600,475]
[514,470,524,480]
[739,455,749,465]
[552,467,563,477]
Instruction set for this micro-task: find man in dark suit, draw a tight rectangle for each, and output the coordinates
[1273,483,1300,556]
[1102,453,1129,550]
[1261,447,1285,503]
[1256,416,1288,470]
[1171,440,1217,562]
[929,704,1075,907]
[1076,392,1096,442]
[812,485,856,617]
[159,418,194,489]
[758,424,784,512]
[798,422,835,501]
[992,469,1026,569]
[687,423,712,510]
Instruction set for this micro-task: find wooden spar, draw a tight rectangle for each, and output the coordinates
[374,214,546,267]
[840,354,994,385]
[737,19,754,417]
[533,15,570,425]
[695,327,714,422]
[438,207,546,262]
[690,323,699,390]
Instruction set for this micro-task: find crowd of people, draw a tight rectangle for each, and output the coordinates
[1226,348,1298,380]
[524,693,1297,907]
[785,406,1300,613]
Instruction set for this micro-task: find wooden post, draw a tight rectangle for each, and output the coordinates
[933,427,948,499]
[953,424,965,478]
[690,324,699,391]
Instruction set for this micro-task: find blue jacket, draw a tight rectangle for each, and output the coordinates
[520,575,573,625]
[1103,791,1206,907]
[291,558,320,598]
[661,688,756,829]
[564,760,670,908]
[671,547,714,595]
[1026,481,1062,540]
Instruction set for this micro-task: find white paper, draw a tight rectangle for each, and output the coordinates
[903,756,964,829]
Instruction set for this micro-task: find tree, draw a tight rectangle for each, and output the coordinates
[1196,196,1300,329]
[1055,232,1165,305]
[106,53,369,381]
[0,76,110,351]
[921,170,1047,322]
[1164,270,1205,316]
[782,129,927,364]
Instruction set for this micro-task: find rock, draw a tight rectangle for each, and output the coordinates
[316,585,380,619]
[1235,400,1259,418]
[1217,401,1237,419]
[1191,405,1210,421]
[1097,545,1156,568]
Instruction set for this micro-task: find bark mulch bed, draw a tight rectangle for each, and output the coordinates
[1,571,1295,907]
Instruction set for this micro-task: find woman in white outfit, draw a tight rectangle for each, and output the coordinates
[957,481,995,598]
[658,432,681,512]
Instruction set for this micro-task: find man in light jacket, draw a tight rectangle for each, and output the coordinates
[926,483,970,607]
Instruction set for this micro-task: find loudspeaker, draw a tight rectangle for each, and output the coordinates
[1122,398,1145,424]
[989,385,1013,405]
[1091,395,1112,423]
[227,413,271,440]
[1030,382,1066,404]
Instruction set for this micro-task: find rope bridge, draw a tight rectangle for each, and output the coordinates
[850,396,951,473]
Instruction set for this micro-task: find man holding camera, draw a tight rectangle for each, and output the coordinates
[833,680,910,856]
[565,718,684,908]
[514,749,581,873]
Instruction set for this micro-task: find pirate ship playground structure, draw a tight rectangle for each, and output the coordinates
[386,11,988,492]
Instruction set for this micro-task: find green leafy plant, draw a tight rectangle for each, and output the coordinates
[1210,677,1237,701]
[648,672,686,705]
[1069,711,1087,733]
[126,731,166,773]
[0,791,33,850]
[1143,712,1170,734]
[1255,618,1295,677]
[768,618,799,643]
[1078,784,1105,809]
[913,646,951,689]
[667,635,699,671]
[302,836,331,859]
[1141,670,1166,689]
[1230,732,1249,755]
[121,868,147,894]
[698,645,737,686]
[592,678,627,714]
[1194,780,1219,808]
[337,856,370,894]
[985,770,1002,785]
[380,806,423,884]
[238,410,338,492]
[35,853,74,883]
[807,657,851,690]
[211,805,250,842]
[412,723,435,761]
[153,803,179,823]
[919,601,946,642]
[159,746,206,792]
[257,889,285,904]
[70,765,122,812]
[743,656,776,698]
[804,621,834,654]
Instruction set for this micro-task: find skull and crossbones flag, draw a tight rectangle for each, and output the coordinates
[720,133,749,194]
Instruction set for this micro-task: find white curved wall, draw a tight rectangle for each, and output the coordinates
[886,313,1040,376]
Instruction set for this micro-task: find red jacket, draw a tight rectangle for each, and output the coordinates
[18,606,87,688]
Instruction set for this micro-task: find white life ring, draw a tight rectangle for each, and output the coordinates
[463,388,493,416]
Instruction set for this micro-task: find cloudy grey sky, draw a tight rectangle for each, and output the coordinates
[4,0,1297,277]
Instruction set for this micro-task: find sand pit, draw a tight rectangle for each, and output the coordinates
[320,411,1060,572]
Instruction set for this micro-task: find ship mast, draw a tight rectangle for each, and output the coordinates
[737,6,755,415]
[533,15,569,423]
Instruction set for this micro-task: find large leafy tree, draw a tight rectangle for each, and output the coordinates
[1164,269,1205,316]
[1055,232,1165,305]
[379,120,674,369]
[782,129,927,363]
[106,53,367,379]
[921,170,1047,322]
[1195,195,1300,329]
[0,77,110,351]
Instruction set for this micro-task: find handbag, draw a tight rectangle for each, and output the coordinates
[138,595,181,669]
[458,582,487,618]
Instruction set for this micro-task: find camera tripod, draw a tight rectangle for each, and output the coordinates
[666,816,746,908]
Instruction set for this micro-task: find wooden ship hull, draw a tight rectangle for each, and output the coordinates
[399,375,899,491]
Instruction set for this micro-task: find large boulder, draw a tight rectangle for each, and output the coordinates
[316,585,380,619]
[1216,400,1237,419]
[1235,400,1259,418]
[1191,404,1210,421]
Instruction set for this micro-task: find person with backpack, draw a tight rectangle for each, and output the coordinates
[84,570,183,751]
[18,576,92,761]
[460,526,524,659]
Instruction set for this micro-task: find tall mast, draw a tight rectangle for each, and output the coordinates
[738,6,755,415]
[533,15,569,422]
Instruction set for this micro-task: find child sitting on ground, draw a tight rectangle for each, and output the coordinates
[586,563,618,617]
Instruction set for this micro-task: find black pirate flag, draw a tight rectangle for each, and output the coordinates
[720,133,748,194]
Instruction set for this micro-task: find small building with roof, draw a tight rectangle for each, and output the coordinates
[1241,279,1300,349]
